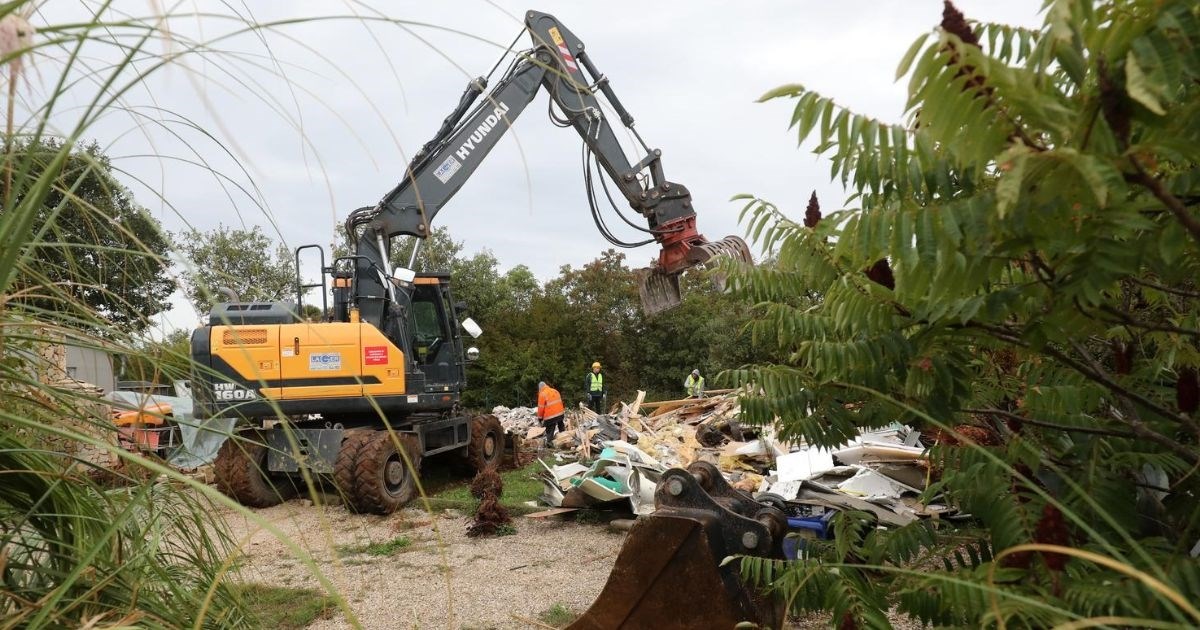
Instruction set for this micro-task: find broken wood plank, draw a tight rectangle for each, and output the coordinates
[629,390,646,416]
[649,399,696,417]
[640,389,737,408]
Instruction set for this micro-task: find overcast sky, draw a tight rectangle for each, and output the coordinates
[32,1,1047,333]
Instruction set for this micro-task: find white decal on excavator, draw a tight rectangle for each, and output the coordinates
[454,102,511,161]
[213,382,260,401]
[434,155,461,184]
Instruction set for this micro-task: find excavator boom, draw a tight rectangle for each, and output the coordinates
[347,10,751,324]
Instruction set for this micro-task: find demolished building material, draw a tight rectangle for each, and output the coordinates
[531,390,944,526]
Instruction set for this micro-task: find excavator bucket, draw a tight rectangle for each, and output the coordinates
[637,235,753,316]
[569,462,787,630]
[635,267,682,317]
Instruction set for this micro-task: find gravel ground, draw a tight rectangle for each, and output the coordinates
[219,499,922,629]
[218,500,625,629]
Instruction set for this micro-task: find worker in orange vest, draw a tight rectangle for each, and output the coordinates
[537,381,566,447]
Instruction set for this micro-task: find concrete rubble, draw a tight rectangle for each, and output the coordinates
[527,390,946,527]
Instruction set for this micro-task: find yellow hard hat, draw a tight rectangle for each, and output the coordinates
[592,362,601,369]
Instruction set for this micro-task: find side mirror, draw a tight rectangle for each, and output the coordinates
[392,267,416,283]
[461,317,483,339]
[466,346,480,361]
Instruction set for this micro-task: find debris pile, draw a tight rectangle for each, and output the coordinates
[492,405,540,435]
[536,441,663,515]
[760,427,931,527]
[531,390,943,526]
[546,406,640,456]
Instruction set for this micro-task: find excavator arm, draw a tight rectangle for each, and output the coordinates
[347,10,750,326]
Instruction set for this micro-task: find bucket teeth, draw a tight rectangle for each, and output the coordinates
[638,236,751,316]
[636,268,681,316]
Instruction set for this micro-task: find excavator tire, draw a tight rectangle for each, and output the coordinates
[214,431,295,508]
[466,414,504,472]
[337,430,422,515]
[334,431,372,507]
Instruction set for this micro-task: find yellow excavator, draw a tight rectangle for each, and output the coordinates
[192,10,783,627]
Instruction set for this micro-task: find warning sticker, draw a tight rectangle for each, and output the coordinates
[364,345,388,365]
[434,155,462,183]
[308,352,342,372]
[547,27,578,72]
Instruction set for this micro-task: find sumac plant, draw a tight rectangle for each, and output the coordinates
[729,1,1200,627]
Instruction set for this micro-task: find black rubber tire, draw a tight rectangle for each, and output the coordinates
[754,492,790,513]
[334,430,371,508]
[466,414,504,472]
[337,430,421,515]
[214,432,295,508]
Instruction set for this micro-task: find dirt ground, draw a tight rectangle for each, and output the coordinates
[219,499,626,629]
[218,494,920,629]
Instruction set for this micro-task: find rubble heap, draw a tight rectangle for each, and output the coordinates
[533,390,944,526]
[492,405,540,434]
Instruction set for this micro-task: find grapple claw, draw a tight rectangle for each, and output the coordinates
[635,267,681,317]
[638,234,751,315]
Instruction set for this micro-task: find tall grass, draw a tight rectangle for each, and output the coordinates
[0,3,422,627]
[0,2,557,627]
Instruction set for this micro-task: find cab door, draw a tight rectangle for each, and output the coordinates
[278,322,362,399]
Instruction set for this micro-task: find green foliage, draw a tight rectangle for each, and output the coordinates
[420,461,544,514]
[735,0,1200,626]
[538,602,577,627]
[117,328,191,383]
[0,428,250,628]
[336,535,412,557]
[6,138,174,334]
[390,225,462,273]
[176,224,298,315]
[448,247,776,408]
[0,7,365,629]
[231,584,336,629]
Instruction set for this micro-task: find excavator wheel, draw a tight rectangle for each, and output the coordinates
[466,414,504,472]
[214,431,296,508]
[336,430,422,515]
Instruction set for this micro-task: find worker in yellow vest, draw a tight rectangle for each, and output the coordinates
[584,361,606,412]
[685,369,705,398]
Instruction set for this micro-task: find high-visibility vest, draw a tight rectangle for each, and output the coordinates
[587,372,604,393]
[538,386,565,419]
[685,374,705,396]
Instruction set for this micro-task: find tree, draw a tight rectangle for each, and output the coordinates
[390,226,462,273]
[117,329,191,384]
[733,1,1200,626]
[544,250,641,399]
[176,225,297,314]
[10,138,174,333]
